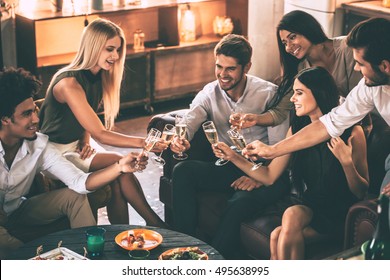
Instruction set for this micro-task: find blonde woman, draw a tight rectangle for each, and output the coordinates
[39,18,167,227]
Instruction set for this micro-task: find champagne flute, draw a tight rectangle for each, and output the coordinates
[202,121,229,166]
[136,128,161,172]
[152,124,175,166]
[230,104,244,131]
[227,129,263,171]
[173,115,188,161]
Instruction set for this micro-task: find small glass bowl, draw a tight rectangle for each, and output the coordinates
[128,249,150,260]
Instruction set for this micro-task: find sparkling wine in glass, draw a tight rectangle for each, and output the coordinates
[136,128,161,172]
[202,121,229,166]
[230,104,244,131]
[227,129,263,171]
[153,124,175,166]
[173,115,188,161]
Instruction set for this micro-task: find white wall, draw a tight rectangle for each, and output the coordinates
[248,0,284,83]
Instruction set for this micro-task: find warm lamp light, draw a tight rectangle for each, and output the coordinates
[18,0,38,15]
[180,4,195,42]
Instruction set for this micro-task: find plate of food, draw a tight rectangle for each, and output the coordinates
[158,247,208,260]
[30,247,88,260]
[115,229,163,251]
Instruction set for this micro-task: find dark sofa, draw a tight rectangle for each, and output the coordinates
[148,110,390,259]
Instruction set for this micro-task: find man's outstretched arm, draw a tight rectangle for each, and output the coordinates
[243,120,331,159]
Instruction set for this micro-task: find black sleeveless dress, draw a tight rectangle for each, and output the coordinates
[292,127,359,234]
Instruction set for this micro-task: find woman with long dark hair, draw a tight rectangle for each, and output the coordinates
[232,10,361,128]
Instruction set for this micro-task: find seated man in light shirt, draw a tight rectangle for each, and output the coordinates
[243,18,390,222]
[0,68,148,259]
[170,34,289,259]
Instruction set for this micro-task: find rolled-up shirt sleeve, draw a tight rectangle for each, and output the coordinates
[39,143,91,194]
[320,79,374,138]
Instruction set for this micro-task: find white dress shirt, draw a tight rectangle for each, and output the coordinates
[0,133,90,216]
[185,75,289,146]
[320,79,390,137]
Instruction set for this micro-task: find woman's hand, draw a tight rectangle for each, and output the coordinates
[76,142,96,160]
[240,113,258,128]
[242,140,274,160]
[231,176,262,191]
[120,152,149,173]
[327,136,353,166]
[212,142,237,161]
[229,113,258,130]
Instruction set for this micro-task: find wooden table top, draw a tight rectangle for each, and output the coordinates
[8,225,224,260]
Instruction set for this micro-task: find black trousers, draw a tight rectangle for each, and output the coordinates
[172,160,289,259]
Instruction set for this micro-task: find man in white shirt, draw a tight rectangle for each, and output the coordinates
[243,19,390,212]
[0,68,147,258]
[170,34,289,259]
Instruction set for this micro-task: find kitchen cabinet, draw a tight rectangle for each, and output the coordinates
[342,1,390,34]
[15,0,248,111]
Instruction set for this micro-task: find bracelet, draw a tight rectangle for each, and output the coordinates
[117,161,124,174]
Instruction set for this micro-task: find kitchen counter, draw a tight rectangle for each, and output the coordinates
[342,1,390,20]
[341,1,390,34]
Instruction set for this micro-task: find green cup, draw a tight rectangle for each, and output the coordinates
[129,249,150,260]
[85,227,106,259]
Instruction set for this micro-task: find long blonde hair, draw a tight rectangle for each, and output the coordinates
[47,18,126,130]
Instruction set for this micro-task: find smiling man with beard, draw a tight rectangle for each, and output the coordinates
[169,34,289,259]
[0,68,147,259]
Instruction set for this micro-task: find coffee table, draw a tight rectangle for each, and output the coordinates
[7,225,224,260]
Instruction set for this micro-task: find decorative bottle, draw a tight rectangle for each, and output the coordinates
[133,29,145,51]
[364,194,390,260]
[180,4,196,42]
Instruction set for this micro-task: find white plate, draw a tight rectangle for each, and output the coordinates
[30,247,88,260]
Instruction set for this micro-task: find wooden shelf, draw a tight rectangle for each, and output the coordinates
[15,0,248,110]
[342,1,390,34]
[16,0,221,21]
[37,34,220,68]
[342,1,390,20]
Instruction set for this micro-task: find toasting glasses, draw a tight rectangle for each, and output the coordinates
[152,124,175,166]
[136,128,161,172]
[173,115,188,161]
[230,104,244,131]
[202,121,229,166]
[227,128,263,171]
